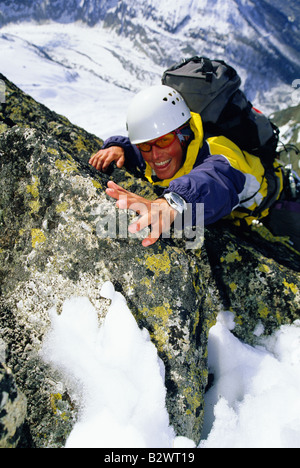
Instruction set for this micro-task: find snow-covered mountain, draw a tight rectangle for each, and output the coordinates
[1,0,299,83]
[0,0,299,138]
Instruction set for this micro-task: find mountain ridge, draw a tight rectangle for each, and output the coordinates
[0,1,299,143]
[1,0,299,91]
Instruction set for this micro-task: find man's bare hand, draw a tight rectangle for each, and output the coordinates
[106,181,178,247]
[89,146,125,172]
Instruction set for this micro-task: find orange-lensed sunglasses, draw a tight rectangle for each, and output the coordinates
[137,132,177,153]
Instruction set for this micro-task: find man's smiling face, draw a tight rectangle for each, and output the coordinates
[140,135,184,180]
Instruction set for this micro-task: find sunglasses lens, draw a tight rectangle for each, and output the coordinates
[138,142,152,152]
[156,133,176,148]
[138,133,176,152]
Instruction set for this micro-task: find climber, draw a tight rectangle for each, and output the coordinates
[89,85,300,250]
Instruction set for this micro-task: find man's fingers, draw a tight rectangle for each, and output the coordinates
[128,212,150,234]
[106,182,144,207]
[107,181,128,192]
[128,208,163,239]
[89,147,125,172]
[142,236,159,247]
[116,155,125,168]
[101,154,114,171]
[105,184,177,247]
[90,152,107,171]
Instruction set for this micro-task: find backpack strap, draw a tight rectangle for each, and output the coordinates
[253,167,282,216]
[200,57,214,82]
[235,165,282,219]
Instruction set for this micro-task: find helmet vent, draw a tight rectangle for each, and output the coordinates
[127,85,191,144]
[163,92,181,104]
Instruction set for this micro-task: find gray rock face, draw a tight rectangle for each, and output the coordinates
[0,74,299,447]
[0,362,27,448]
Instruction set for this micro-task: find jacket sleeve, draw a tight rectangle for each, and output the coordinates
[164,154,246,226]
[102,135,145,173]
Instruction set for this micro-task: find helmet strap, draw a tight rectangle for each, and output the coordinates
[175,122,194,151]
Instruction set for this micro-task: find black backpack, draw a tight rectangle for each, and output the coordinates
[162,56,280,166]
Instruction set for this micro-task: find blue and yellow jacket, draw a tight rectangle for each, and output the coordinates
[102,112,283,227]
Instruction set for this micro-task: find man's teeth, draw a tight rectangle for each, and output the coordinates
[155,159,171,167]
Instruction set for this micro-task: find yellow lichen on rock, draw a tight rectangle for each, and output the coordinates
[144,251,171,276]
[31,229,46,248]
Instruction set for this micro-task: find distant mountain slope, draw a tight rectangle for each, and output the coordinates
[271,103,300,174]
[0,0,299,107]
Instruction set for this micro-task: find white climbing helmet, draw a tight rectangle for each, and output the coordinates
[126,85,191,145]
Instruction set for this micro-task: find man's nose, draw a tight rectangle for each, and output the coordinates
[151,146,161,160]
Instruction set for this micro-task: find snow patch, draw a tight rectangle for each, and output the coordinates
[42,291,300,448]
